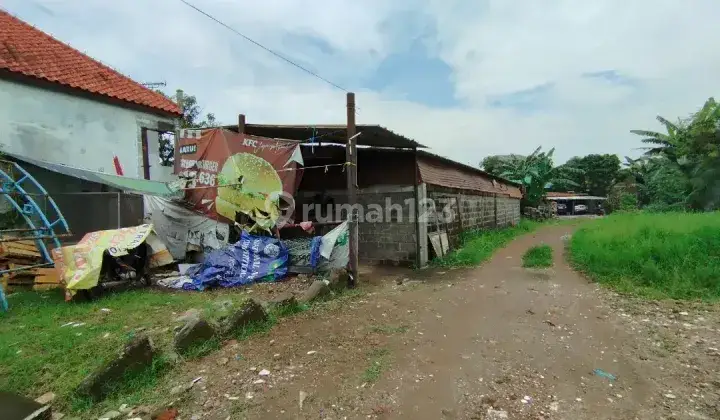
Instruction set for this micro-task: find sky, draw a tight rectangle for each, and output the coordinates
[4,0,720,165]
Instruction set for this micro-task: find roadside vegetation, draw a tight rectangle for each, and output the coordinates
[436,220,541,267]
[569,212,720,300]
[522,244,553,268]
[0,285,360,416]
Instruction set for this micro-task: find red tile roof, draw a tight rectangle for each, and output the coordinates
[0,10,182,116]
[417,153,523,198]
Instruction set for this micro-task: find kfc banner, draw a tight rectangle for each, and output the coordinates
[176,128,302,226]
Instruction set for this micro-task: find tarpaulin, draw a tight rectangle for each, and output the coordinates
[143,196,229,260]
[317,221,349,271]
[175,128,303,229]
[52,224,173,294]
[285,222,349,272]
[184,231,289,290]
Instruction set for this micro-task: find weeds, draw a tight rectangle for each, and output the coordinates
[522,244,553,268]
[435,220,541,267]
[569,212,720,300]
[183,336,222,359]
[0,283,328,415]
[363,348,390,383]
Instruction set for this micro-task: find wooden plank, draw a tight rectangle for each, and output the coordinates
[0,256,44,266]
[34,274,61,284]
[6,241,39,251]
[35,267,58,276]
[0,248,42,259]
[33,283,62,291]
[8,263,39,278]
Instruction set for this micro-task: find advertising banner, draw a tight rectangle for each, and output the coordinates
[175,128,302,228]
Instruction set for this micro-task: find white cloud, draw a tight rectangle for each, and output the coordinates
[4,0,720,166]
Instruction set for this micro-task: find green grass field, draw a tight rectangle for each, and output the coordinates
[435,220,541,267]
[522,244,553,268]
[569,212,720,300]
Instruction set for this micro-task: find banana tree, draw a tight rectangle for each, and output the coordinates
[497,147,582,207]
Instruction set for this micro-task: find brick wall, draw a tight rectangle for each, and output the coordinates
[426,185,521,253]
[295,186,417,266]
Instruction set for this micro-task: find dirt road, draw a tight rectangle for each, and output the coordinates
[173,225,720,419]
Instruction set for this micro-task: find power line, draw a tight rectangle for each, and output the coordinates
[176,0,349,93]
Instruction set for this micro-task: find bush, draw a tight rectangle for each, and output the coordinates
[569,212,720,300]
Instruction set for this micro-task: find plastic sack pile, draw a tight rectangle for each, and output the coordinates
[157,222,349,291]
[183,231,288,290]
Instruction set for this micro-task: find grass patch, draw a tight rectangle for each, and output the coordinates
[0,279,361,416]
[435,219,541,267]
[522,244,553,268]
[362,348,390,383]
[183,336,222,359]
[0,287,301,414]
[569,212,720,300]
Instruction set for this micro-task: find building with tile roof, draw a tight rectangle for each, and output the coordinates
[0,10,181,180]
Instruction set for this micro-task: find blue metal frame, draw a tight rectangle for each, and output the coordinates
[0,161,70,265]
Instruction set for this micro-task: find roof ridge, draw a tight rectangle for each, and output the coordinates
[0,9,182,116]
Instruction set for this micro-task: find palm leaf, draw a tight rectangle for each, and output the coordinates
[656,115,678,134]
[630,129,668,140]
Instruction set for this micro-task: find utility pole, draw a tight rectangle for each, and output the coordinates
[346,92,358,287]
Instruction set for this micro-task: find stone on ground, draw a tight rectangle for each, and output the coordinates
[327,268,349,291]
[98,410,121,420]
[268,292,297,308]
[75,335,156,401]
[173,317,216,353]
[35,392,56,405]
[299,280,330,303]
[221,298,268,335]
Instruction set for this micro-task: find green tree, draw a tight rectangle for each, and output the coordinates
[480,154,525,176]
[551,154,620,196]
[631,97,720,210]
[496,147,583,207]
[578,154,621,197]
[154,89,217,166]
[550,157,585,192]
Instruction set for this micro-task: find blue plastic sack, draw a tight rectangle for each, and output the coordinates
[185,231,288,290]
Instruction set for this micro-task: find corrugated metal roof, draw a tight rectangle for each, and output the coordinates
[223,124,426,149]
[417,152,522,198]
[7,152,182,198]
[0,10,181,116]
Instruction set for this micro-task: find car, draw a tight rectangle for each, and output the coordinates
[556,203,567,215]
[574,204,588,213]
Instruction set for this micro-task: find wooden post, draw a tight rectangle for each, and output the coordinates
[238,114,246,134]
[413,147,421,266]
[140,127,150,180]
[346,92,358,287]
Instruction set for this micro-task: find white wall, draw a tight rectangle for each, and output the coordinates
[0,78,175,179]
